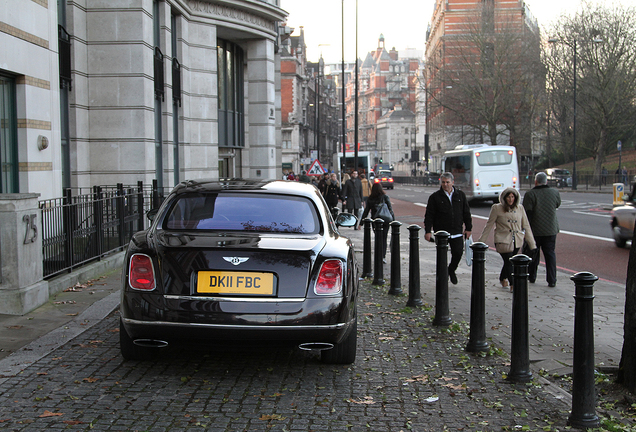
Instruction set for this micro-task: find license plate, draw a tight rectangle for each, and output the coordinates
[197,271,274,295]
[490,183,503,188]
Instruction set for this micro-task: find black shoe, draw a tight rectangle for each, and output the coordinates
[548,282,556,288]
[529,278,536,284]
[448,269,458,285]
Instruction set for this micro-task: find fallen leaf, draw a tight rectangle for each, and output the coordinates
[347,396,375,405]
[39,410,63,418]
[63,420,84,425]
[260,414,286,421]
[7,325,23,330]
[82,377,99,383]
[36,372,48,376]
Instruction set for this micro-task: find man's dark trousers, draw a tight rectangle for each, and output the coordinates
[448,236,464,273]
[528,235,557,285]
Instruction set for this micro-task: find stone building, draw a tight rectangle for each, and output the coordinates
[1,0,288,201]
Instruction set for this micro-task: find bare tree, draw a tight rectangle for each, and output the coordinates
[426,2,544,153]
[544,2,636,184]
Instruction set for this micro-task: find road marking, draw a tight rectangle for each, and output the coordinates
[412,202,614,241]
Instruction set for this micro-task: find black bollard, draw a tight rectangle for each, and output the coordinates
[433,231,452,326]
[568,272,600,429]
[406,224,423,307]
[508,254,533,383]
[372,218,385,286]
[361,218,373,279]
[466,242,490,353]
[389,221,403,295]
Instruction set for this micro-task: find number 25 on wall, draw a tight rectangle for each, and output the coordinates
[23,214,38,244]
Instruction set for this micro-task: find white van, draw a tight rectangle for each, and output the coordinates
[441,144,519,202]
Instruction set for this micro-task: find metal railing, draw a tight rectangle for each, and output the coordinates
[40,180,168,279]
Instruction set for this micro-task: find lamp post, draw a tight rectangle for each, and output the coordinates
[548,36,603,191]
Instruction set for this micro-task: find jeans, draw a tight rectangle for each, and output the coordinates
[499,248,520,286]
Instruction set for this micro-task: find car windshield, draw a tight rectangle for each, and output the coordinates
[163,193,320,234]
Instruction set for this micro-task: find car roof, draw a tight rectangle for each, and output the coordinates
[169,178,319,199]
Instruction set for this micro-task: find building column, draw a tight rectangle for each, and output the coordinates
[247,39,278,179]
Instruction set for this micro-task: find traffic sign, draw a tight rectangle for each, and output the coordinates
[618,140,622,151]
[307,159,325,176]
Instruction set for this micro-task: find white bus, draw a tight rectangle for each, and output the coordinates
[441,144,519,202]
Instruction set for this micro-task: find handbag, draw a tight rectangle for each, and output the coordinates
[373,201,393,223]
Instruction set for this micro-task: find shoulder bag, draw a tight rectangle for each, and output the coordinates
[373,199,393,223]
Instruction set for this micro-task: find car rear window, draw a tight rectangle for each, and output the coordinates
[163,193,320,234]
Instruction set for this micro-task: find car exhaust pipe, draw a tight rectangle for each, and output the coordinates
[298,342,334,351]
[133,339,169,349]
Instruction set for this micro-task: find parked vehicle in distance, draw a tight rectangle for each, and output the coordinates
[424,171,440,185]
[611,188,636,248]
[545,168,572,188]
[441,144,519,202]
[374,170,394,189]
[120,179,359,364]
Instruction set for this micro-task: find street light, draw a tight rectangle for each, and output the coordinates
[548,36,603,190]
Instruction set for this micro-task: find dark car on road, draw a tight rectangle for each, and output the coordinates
[545,168,572,188]
[423,171,440,185]
[374,170,394,189]
[120,179,359,364]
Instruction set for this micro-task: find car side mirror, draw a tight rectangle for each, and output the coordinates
[146,208,158,221]
[335,212,357,227]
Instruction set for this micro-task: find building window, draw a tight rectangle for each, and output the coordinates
[0,74,18,193]
[218,39,245,148]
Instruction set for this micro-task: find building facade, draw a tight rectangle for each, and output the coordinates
[345,35,422,170]
[1,0,288,201]
[424,0,543,172]
[280,29,341,176]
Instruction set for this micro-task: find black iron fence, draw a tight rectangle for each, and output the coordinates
[40,180,168,279]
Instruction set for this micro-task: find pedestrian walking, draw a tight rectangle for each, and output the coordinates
[343,171,363,229]
[299,170,311,183]
[423,172,473,285]
[478,188,536,292]
[361,183,395,262]
[323,173,342,220]
[522,171,561,287]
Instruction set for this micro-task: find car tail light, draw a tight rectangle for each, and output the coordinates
[129,253,156,290]
[374,178,380,183]
[315,259,343,295]
[513,176,518,187]
[389,178,394,183]
[474,178,480,187]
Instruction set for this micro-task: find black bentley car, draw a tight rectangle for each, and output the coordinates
[120,179,359,364]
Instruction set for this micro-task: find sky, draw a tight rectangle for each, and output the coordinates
[280,0,635,65]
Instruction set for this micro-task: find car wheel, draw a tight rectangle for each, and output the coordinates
[120,319,152,361]
[613,226,628,248]
[321,319,357,364]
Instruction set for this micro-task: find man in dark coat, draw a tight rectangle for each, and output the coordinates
[424,172,473,284]
[522,171,561,287]
[343,171,363,229]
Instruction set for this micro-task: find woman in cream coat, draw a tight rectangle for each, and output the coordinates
[478,187,536,291]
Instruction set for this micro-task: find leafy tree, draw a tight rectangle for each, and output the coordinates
[544,2,636,185]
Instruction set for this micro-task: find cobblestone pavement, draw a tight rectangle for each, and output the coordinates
[0,279,573,431]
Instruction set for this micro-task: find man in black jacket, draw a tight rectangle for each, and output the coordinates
[424,172,473,284]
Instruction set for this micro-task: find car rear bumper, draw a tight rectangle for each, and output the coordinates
[120,293,355,344]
